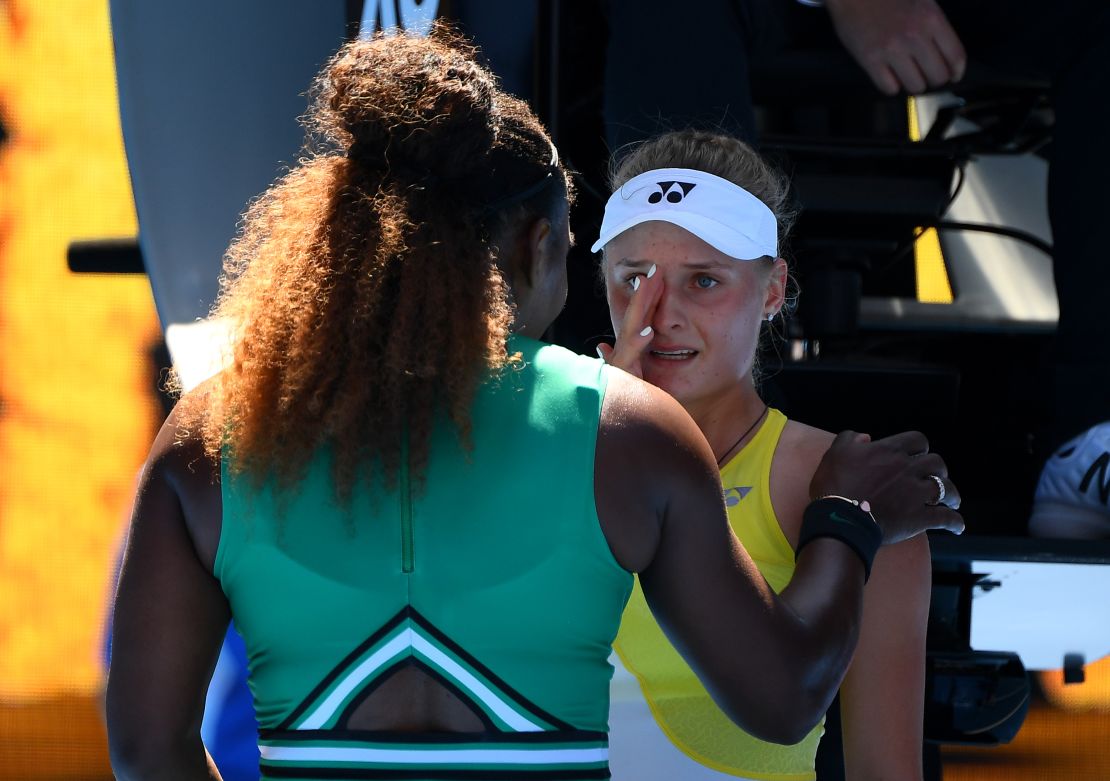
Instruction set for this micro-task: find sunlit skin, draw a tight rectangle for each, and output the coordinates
[602,221,786,460]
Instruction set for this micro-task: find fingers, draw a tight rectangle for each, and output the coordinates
[925,2,966,83]
[871,11,967,94]
[885,44,956,95]
[622,264,662,340]
[821,427,964,539]
[883,498,964,544]
[882,474,961,546]
[866,61,902,97]
[878,429,930,457]
[888,54,928,95]
[617,264,657,361]
[942,475,961,510]
[829,429,861,447]
[913,452,947,480]
[915,39,956,90]
[911,451,959,509]
[876,434,960,511]
[925,473,961,510]
[830,429,871,446]
[605,265,662,375]
[932,23,967,82]
[924,505,965,536]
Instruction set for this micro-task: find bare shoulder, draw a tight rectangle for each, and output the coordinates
[599,366,710,463]
[146,381,220,485]
[770,419,836,547]
[778,419,836,467]
[141,381,223,571]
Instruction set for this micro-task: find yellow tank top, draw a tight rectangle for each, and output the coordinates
[612,408,822,781]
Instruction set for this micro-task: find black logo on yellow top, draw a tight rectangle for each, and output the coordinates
[648,181,697,204]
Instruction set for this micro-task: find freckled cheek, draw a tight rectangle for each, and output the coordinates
[717,327,755,367]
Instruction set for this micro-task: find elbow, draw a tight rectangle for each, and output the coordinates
[700,617,853,745]
[716,680,828,746]
[108,733,151,781]
[752,703,824,746]
[765,662,846,744]
[107,717,202,779]
[777,684,832,744]
[722,663,837,745]
[106,699,154,779]
[764,618,861,743]
[109,734,200,781]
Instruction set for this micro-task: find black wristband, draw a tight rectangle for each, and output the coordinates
[795,498,884,582]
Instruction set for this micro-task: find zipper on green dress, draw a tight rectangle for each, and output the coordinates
[400,432,414,573]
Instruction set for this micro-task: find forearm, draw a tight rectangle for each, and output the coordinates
[772,537,867,733]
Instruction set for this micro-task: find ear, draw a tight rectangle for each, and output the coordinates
[764,257,788,315]
[512,216,553,290]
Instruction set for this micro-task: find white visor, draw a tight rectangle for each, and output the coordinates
[590,167,778,260]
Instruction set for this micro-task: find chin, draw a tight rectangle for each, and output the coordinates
[642,370,690,401]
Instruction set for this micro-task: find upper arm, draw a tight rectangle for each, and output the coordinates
[770,422,930,776]
[839,533,931,780]
[106,409,229,777]
[770,422,836,547]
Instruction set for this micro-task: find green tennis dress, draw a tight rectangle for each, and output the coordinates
[215,336,633,780]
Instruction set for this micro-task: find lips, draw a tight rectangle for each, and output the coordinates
[649,347,698,361]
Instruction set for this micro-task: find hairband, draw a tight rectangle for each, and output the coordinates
[480,143,561,215]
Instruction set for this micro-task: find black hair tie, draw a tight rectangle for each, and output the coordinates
[478,144,561,215]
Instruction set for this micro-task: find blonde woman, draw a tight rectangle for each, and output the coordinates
[598,129,951,781]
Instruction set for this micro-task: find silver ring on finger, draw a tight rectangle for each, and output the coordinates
[928,474,946,506]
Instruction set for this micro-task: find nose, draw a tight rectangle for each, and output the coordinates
[652,280,686,332]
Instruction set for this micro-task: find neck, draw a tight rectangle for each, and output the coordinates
[682,381,767,463]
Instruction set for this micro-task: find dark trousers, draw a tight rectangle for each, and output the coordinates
[604,0,1110,451]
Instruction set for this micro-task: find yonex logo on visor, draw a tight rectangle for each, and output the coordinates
[648,181,697,204]
[590,167,778,260]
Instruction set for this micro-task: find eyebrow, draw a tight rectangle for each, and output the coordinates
[614,257,734,271]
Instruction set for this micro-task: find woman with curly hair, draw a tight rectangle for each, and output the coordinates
[596,130,951,780]
[105,30,961,781]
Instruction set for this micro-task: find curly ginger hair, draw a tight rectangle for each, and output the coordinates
[174,29,569,498]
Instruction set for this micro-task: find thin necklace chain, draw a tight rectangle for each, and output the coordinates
[715,404,769,467]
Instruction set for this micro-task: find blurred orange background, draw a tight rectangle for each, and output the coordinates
[0,0,159,775]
